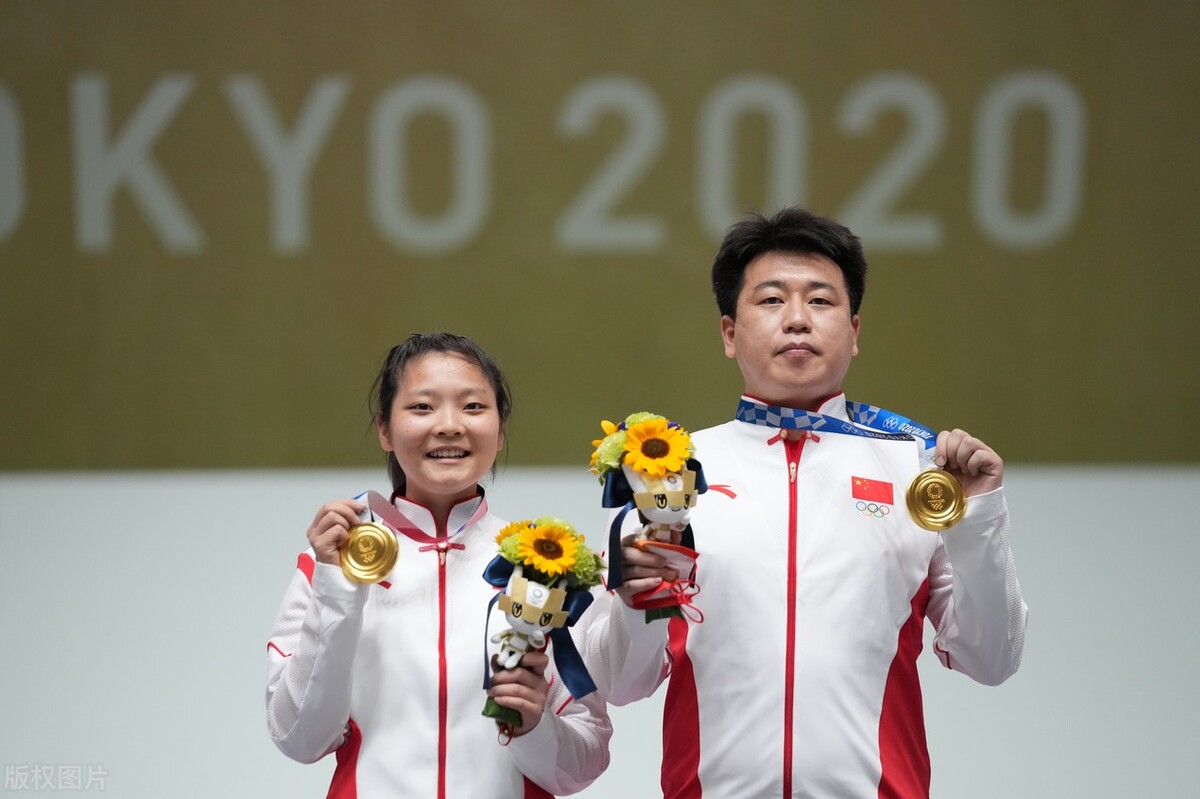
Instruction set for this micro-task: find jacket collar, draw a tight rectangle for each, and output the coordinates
[390,492,486,540]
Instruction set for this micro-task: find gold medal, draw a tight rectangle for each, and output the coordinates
[340,521,398,584]
[906,470,966,531]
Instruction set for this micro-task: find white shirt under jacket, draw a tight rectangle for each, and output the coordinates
[266,493,612,798]
[586,394,1027,799]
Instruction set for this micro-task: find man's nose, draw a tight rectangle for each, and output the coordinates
[782,300,810,332]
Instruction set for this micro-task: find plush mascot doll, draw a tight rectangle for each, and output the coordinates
[482,518,604,735]
[491,568,570,669]
[591,413,707,622]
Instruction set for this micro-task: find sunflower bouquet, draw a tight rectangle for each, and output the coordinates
[590,413,707,622]
[481,517,604,732]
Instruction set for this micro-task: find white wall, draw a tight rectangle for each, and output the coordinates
[1,466,1195,797]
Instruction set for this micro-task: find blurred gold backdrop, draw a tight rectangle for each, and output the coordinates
[2,1,1197,469]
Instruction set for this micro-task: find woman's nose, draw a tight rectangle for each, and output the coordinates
[433,408,464,434]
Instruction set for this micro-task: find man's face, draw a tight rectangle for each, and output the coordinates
[720,251,860,410]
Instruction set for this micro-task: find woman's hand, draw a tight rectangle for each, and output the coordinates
[306,499,366,565]
[487,651,551,735]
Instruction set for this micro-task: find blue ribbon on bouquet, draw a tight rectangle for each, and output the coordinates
[481,556,597,700]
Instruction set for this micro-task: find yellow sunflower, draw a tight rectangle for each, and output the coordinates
[495,520,532,545]
[516,524,579,577]
[623,417,692,477]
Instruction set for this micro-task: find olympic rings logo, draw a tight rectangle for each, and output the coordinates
[855,501,890,518]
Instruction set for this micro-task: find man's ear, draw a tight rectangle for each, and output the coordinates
[851,314,861,357]
[720,315,737,358]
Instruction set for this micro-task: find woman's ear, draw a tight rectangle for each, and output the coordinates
[376,416,392,452]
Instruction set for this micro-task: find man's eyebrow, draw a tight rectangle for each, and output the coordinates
[805,280,839,293]
[749,279,787,292]
[748,278,841,294]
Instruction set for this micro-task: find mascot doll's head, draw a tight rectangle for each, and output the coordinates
[627,464,701,524]
[603,458,708,523]
[497,566,570,634]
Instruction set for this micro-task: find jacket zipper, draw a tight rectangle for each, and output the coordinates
[388,495,480,799]
[782,433,805,798]
[437,538,449,799]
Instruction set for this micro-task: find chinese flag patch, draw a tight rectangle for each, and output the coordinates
[851,476,894,504]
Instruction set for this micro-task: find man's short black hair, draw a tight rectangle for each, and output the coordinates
[711,207,867,318]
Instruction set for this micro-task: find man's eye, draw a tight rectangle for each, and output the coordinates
[761,296,784,305]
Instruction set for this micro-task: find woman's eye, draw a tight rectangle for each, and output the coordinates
[410,403,432,411]
[464,402,486,411]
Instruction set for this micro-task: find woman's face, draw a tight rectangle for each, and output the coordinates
[376,352,504,515]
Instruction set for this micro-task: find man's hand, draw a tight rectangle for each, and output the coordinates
[487,651,551,735]
[935,429,1003,497]
[614,532,680,607]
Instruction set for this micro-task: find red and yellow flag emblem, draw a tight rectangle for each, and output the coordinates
[851,476,894,504]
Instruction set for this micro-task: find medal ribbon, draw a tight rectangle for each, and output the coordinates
[354,489,489,549]
[480,557,598,699]
[736,396,937,452]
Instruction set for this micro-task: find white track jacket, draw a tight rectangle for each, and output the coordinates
[266,493,611,798]
[597,394,1027,798]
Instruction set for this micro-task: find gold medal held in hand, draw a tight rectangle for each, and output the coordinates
[906,470,966,532]
[340,521,399,584]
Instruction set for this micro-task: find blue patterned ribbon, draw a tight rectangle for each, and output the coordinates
[736,396,937,450]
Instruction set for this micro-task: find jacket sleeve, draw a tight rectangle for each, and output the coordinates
[506,641,614,795]
[265,555,368,762]
[576,589,671,706]
[925,487,1028,686]
[570,506,675,705]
